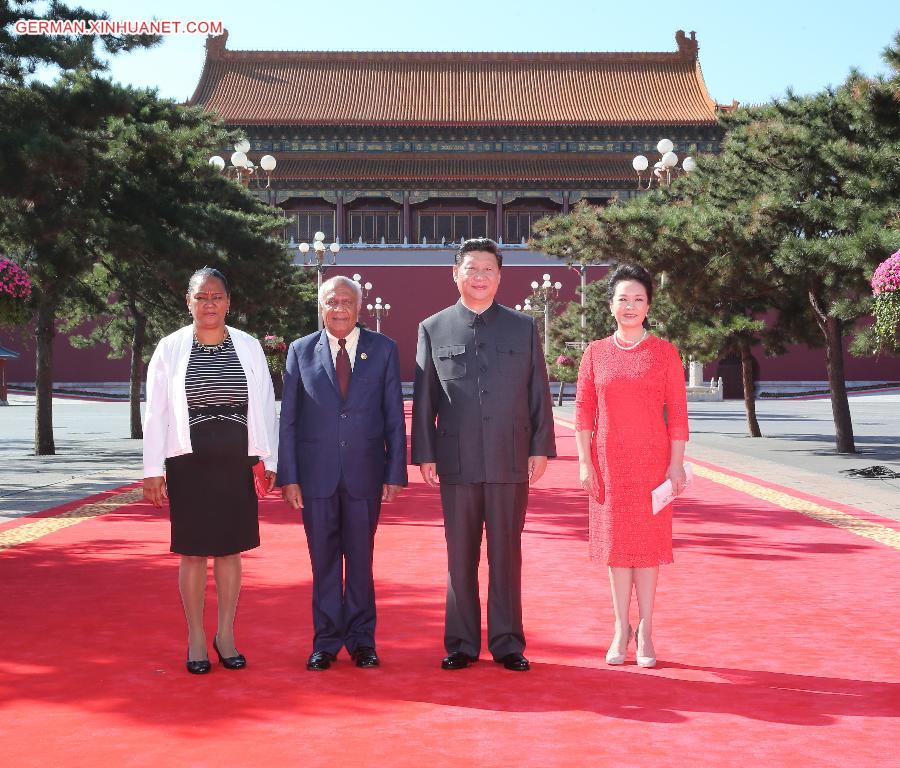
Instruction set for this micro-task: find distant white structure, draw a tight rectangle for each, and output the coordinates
[688,360,703,388]
[686,358,724,401]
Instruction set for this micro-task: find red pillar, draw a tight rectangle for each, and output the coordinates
[495,192,503,242]
[403,191,411,243]
[336,194,345,242]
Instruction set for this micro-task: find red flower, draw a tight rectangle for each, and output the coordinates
[0,258,31,300]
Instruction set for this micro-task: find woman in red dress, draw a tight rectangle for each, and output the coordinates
[574,264,689,668]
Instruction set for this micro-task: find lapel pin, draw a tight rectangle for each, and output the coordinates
[360,352,368,360]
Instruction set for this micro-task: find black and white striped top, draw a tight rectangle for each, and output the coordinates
[185,335,249,427]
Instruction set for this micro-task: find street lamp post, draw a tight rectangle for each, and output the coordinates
[573,264,587,348]
[531,274,562,349]
[366,297,391,333]
[632,138,695,189]
[516,273,562,350]
[515,297,539,315]
[352,273,373,299]
[299,231,340,330]
[352,274,390,332]
[209,139,277,202]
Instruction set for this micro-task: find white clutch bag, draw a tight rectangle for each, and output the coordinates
[651,463,694,515]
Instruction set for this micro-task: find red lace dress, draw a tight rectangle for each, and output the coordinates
[574,335,689,567]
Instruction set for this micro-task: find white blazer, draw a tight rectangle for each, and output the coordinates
[143,325,278,477]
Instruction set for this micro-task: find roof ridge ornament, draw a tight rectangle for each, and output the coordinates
[675,30,698,60]
[206,29,229,59]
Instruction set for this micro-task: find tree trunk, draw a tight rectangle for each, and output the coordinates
[823,316,856,453]
[270,368,283,401]
[129,306,147,439]
[556,380,565,406]
[808,287,855,454]
[738,338,762,437]
[34,294,56,455]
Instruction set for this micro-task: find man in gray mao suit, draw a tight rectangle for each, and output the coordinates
[412,237,556,672]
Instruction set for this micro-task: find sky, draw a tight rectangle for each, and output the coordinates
[60,0,896,106]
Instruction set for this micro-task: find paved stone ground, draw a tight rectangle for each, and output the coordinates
[0,395,143,521]
[556,390,900,522]
[2,391,898,524]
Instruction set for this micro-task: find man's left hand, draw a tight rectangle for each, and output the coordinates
[527,456,548,485]
[265,470,277,493]
[382,484,402,502]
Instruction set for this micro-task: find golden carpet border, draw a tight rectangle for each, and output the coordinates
[553,416,900,552]
[0,489,143,552]
[5,422,899,554]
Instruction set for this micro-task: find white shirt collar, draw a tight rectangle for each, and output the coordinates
[324,325,361,368]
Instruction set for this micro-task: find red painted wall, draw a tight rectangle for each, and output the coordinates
[1,325,130,384]
[3,265,899,385]
[753,341,898,381]
[331,264,590,381]
[0,264,592,385]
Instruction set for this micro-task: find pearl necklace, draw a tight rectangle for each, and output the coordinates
[613,329,649,351]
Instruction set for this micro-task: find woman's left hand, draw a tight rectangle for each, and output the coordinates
[666,462,687,496]
[265,470,277,493]
[143,476,168,507]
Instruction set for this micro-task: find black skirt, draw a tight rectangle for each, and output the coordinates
[165,419,260,556]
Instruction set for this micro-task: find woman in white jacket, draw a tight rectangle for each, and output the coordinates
[143,267,278,675]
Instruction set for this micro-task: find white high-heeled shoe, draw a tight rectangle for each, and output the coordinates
[635,625,657,668]
[605,624,632,665]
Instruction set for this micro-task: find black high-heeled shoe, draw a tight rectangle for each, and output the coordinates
[213,637,247,670]
[186,652,211,675]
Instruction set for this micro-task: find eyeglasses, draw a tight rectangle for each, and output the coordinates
[323,298,357,310]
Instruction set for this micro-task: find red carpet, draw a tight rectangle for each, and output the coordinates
[1,420,898,767]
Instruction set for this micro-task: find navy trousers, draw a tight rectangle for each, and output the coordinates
[302,475,381,655]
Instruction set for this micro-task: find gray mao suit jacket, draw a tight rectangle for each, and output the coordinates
[411,300,556,483]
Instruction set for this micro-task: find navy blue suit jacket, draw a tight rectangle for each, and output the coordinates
[277,327,407,500]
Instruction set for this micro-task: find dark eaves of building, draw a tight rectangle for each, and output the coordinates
[186,28,733,251]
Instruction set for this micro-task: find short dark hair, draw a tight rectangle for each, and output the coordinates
[454,237,503,269]
[606,263,654,305]
[187,266,230,297]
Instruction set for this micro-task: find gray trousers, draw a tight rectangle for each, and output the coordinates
[440,481,529,659]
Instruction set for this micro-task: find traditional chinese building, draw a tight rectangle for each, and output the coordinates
[4,31,897,390]
[189,29,720,248]
[182,29,731,382]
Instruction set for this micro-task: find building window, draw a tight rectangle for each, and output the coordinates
[284,211,335,243]
[505,212,554,244]
[349,212,401,244]
[417,212,487,243]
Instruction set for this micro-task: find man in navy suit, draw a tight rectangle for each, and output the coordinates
[278,275,407,670]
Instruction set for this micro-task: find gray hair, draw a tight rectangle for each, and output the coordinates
[318,275,362,307]
[187,266,230,296]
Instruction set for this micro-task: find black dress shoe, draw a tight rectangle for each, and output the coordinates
[306,650,337,671]
[494,652,530,671]
[350,646,380,668]
[441,651,477,670]
[213,637,247,670]
[186,655,211,675]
